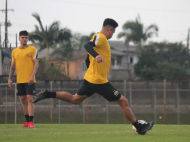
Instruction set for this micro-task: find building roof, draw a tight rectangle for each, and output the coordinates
[108,40,137,53]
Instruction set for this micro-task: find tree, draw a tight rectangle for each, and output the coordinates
[51,40,73,76]
[73,32,95,50]
[135,41,190,80]
[78,32,95,49]
[156,62,187,80]
[117,15,158,80]
[36,58,70,80]
[143,41,190,68]
[118,15,158,53]
[134,55,157,80]
[29,13,71,62]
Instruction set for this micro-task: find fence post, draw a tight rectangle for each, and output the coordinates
[152,83,154,108]
[59,87,60,124]
[83,100,85,124]
[14,83,17,124]
[163,79,166,124]
[129,82,132,109]
[106,100,109,124]
[154,88,157,124]
[50,82,53,124]
[176,84,180,125]
[123,80,126,124]
[86,98,88,124]
[5,87,7,124]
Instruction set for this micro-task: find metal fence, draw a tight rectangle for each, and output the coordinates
[0,80,190,124]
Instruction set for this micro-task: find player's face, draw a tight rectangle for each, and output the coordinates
[108,28,115,39]
[19,35,28,45]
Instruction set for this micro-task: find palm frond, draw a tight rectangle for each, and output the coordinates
[32,13,46,37]
[117,32,125,39]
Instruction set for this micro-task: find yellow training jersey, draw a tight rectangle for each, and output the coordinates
[84,33,111,84]
[12,45,39,83]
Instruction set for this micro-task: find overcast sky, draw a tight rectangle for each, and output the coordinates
[0,0,190,47]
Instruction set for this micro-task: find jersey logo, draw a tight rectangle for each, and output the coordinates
[26,53,31,57]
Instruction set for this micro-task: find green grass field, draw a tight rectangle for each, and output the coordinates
[0,124,189,142]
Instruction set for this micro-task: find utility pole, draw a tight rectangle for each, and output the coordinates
[187,28,190,49]
[0,0,14,48]
[0,24,2,75]
[0,43,2,76]
[0,24,2,48]
[5,0,8,48]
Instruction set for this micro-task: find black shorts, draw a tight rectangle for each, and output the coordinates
[17,83,36,96]
[77,79,121,102]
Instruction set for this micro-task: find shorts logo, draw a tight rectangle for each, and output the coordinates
[113,90,119,96]
[33,90,35,93]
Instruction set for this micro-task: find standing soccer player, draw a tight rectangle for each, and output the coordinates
[33,19,154,134]
[8,30,39,128]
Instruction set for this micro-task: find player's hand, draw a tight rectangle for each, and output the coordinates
[8,79,13,89]
[28,77,34,86]
[95,55,104,63]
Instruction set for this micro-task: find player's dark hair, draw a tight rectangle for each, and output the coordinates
[103,18,118,28]
[19,30,28,37]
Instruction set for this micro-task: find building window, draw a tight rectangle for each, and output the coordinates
[130,57,133,64]
[82,62,87,71]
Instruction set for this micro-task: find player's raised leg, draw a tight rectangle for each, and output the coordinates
[32,89,87,105]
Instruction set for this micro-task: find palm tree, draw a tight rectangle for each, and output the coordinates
[73,32,95,50]
[29,13,71,62]
[78,32,95,49]
[51,41,73,76]
[118,15,159,53]
[117,15,158,80]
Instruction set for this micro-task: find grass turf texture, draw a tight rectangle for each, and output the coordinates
[1,112,190,124]
[0,124,189,142]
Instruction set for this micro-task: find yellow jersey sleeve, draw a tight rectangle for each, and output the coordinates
[31,47,39,59]
[90,34,104,48]
[11,49,16,62]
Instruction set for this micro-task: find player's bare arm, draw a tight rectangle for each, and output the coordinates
[28,59,39,85]
[8,61,16,88]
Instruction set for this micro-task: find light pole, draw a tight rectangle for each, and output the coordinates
[0,0,14,48]
[0,22,5,48]
[0,23,3,75]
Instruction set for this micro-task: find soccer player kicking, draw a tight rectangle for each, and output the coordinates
[33,18,154,134]
[8,31,39,128]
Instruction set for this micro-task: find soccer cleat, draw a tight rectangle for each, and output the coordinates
[32,89,49,103]
[28,121,35,128]
[20,122,29,127]
[137,121,154,135]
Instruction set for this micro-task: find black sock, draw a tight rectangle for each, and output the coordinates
[29,116,34,122]
[133,120,140,129]
[46,92,56,98]
[25,114,29,122]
